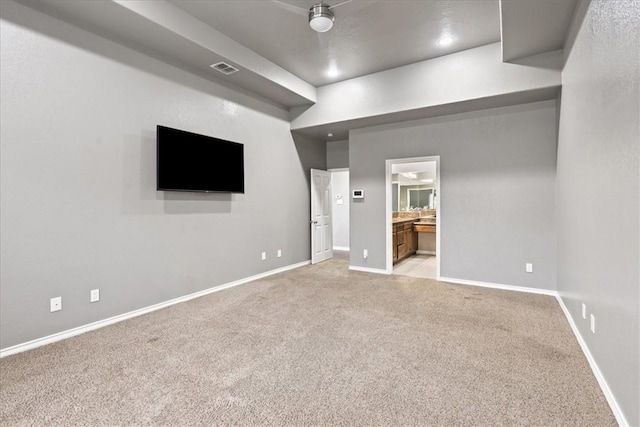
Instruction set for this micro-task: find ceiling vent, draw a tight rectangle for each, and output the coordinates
[210,62,239,75]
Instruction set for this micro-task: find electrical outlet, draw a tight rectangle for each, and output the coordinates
[90,289,100,303]
[590,314,596,333]
[50,297,62,312]
[261,252,266,261]
[277,249,282,258]
[525,263,533,273]
[363,249,368,259]
[582,303,586,319]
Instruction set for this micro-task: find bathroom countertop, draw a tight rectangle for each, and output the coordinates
[392,217,418,224]
[393,216,436,224]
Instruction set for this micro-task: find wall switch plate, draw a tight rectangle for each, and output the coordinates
[90,289,100,303]
[50,297,62,312]
[582,303,586,319]
[363,249,368,259]
[261,252,266,261]
[525,263,533,273]
[590,314,596,333]
[277,249,282,258]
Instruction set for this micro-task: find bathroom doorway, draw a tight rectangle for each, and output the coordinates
[385,156,440,279]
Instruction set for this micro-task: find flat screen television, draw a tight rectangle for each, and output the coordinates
[156,125,244,193]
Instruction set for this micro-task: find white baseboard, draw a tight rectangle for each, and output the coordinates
[555,295,628,427]
[333,246,350,251]
[0,260,311,358]
[438,276,557,296]
[416,250,436,255]
[1,261,627,427]
[348,265,390,275]
[436,275,626,425]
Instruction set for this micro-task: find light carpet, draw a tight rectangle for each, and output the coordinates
[0,257,615,426]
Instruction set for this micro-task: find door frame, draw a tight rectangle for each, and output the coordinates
[385,156,441,276]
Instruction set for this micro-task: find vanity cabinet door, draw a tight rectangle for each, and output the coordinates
[393,229,398,261]
[397,243,406,259]
[396,225,405,245]
[403,223,414,253]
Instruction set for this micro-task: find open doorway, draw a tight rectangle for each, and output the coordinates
[385,156,440,279]
[329,168,349,261]
[311,168,350,264]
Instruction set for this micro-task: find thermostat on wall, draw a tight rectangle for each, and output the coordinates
[352,189,364,199]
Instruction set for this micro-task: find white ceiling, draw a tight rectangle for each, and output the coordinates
[15,0,578,135]
[500,0,578,62]
[168,0,502,87]
[393,161,437,185]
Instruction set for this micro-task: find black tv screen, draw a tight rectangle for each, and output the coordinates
[156,125,244,193]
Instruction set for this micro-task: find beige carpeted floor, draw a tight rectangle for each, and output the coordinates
[0,257,616,426]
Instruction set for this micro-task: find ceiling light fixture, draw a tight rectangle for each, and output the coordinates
[272,0,352,33]
[309,4,334,32]
[401,172,417,179]
[438,36,454,46]
[328,133,333,137]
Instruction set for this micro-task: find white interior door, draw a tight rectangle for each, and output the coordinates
[311,169,333,264]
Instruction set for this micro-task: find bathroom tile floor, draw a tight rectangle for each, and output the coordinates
[393,254,437,279]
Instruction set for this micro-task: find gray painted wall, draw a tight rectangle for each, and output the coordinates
[350,101,557,291]
[330,171,350,250]
[557,0,639,424]
[0,2,324,349]
[327,139,349,169]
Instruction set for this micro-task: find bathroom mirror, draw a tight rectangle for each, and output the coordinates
[408,188,434,209]
[397,185,435,210]
[391,161,437,211]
